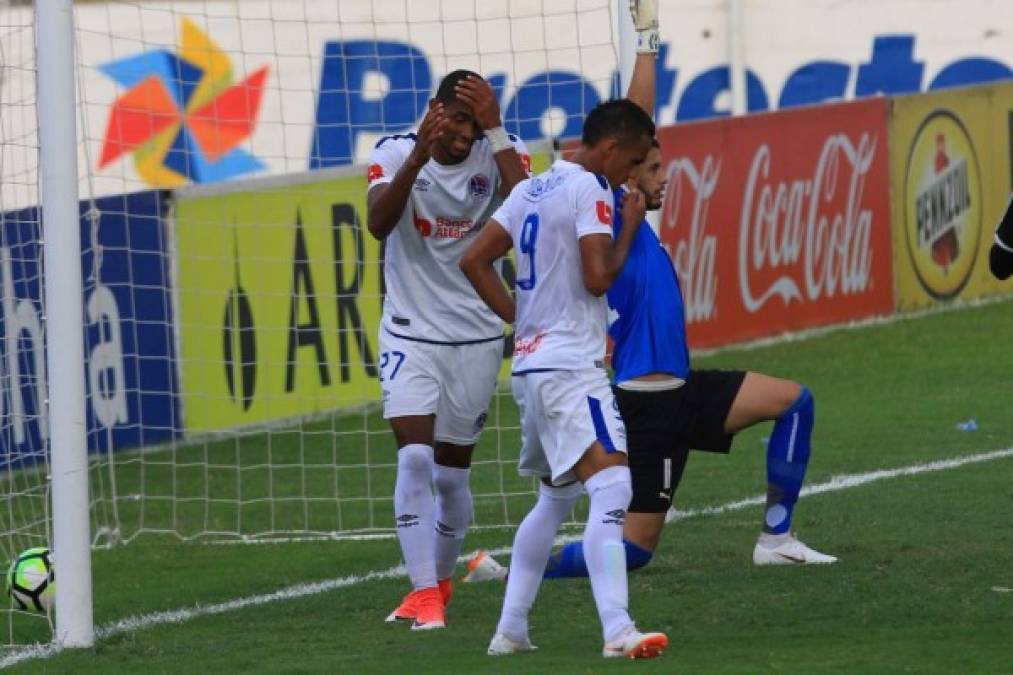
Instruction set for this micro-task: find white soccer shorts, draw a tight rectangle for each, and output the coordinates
[379,329,503,445]
[512,368,628,484]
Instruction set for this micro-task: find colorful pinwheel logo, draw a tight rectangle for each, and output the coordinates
[98,17,268,187]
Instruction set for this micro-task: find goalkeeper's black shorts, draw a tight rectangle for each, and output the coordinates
[615,369,746,514]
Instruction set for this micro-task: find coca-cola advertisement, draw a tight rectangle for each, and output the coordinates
[656,98,894,349]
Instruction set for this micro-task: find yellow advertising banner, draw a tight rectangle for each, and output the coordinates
[175,173,386,432]
[889,82,1013,310]
[175,152,551,433]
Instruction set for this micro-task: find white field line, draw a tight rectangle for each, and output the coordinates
[2,446,1011,670]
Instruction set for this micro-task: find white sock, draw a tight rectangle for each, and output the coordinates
[393,444,437,590]
[583,465,634,643]
[496,481,582,642]
[432,464,473,581]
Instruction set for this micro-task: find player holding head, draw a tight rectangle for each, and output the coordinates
[365,69,530,630]
[461,94,668,659]
[990,194,1013,280]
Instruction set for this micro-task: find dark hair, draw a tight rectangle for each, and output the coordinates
[581,99,656,147]
[435,69,482,103]
[651,138,660,149]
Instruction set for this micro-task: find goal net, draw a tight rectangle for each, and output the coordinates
[0,4,622,633]
[0,2,53,645]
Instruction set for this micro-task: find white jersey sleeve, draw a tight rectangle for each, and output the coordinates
[366,134,413,188]
[490,178,529,238]
[572,172,614,239]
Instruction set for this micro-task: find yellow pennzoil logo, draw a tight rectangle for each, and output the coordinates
[903,110,982,299]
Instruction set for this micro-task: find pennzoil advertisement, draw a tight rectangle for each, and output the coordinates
[890,81,1013,310]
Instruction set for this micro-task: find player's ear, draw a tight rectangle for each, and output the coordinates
[428,97,439,110]
[600,137,619,159]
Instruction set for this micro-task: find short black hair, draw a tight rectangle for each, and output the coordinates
[435,69,482,104]
[651,138,660,149]
[581,99,656,147]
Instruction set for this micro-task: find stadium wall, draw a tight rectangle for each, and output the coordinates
[3,0,1010,207]
[0,191,180,467]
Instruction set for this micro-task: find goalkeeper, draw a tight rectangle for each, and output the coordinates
[467,0,836,584]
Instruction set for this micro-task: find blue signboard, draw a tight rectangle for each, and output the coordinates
[0,190,181,469]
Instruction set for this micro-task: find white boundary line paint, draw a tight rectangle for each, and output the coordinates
[3,446,1011,670]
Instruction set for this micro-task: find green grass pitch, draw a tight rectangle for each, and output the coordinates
[4,299,1013,673]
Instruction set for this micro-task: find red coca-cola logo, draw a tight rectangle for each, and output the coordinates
[738,133,877,312]
[656,98,893,348]
[661,155,720,323]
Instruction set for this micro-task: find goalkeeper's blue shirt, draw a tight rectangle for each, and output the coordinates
[607,189,690,382]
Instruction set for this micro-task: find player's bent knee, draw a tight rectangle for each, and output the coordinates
[774,379,804,413]
[789,385,814,415]
[539,480,583,505]
[624,512,665,552]
[434,443,474,469]
[572,442,628,483]
[398,443,433,474]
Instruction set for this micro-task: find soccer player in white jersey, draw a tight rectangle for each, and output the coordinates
[366,70,530,630]
[461,99,668,659]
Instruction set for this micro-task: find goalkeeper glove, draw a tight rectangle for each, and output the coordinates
[629,0,659,54]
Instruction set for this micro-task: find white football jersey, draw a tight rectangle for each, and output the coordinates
[367,133,531,343]
[490,159,615,373]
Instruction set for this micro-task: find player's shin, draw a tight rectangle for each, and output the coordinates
[496,481,581,642]
[433,464,473,581]
[544,538,652,579]
[583,465,635,642]
[764,387,814,535]
[394,444,438,589]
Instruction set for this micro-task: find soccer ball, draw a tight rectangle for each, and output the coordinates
[7,547,54,613]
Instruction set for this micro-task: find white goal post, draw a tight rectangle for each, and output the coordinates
[36,0,94,649]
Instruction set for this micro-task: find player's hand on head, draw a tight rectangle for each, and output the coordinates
[410,101,448,166]
[621,186,647,227]
[454,76,502,130]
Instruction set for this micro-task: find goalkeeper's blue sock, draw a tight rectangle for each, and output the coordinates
[543,539,653,578]
[764,387,814,534]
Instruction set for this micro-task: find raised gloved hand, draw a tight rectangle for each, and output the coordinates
[629,0,659,54]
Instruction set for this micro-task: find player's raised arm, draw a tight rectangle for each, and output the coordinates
[366,101,448,240]
[460,219,516,324]
[625,0,660,120]
[454,75,529,195]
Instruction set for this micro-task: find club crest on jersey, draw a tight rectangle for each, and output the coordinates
[414,177,431,191]
[469,173,491,198]
[368,163,384,182]
[596,200,612,226]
